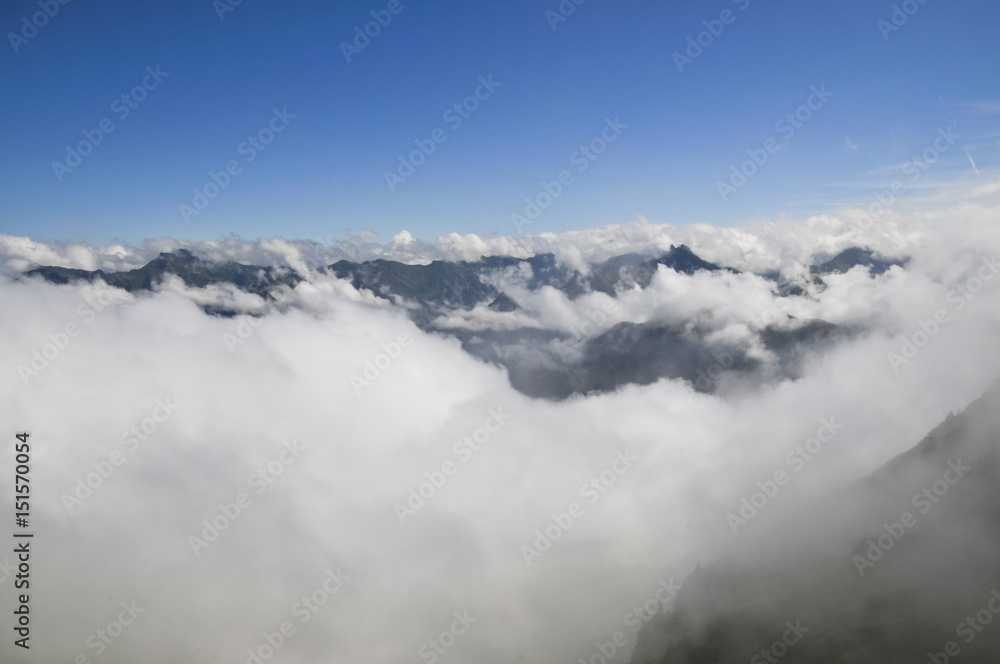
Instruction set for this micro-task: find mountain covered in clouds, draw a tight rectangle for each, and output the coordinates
[23,244,897,399]
[25,248,300,299]
[810,246,909,277]
[629,383,1000,664]
[25,243,892,306]
[5,207,1000,664]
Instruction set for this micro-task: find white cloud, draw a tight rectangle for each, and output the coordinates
[2,202,1000,662]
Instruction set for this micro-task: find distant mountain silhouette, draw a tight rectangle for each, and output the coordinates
[22,245,896,399]
[810,246,909,276]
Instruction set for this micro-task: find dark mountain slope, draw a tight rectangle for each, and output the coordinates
[25,249,300,298]
[328,257,498,309]
[587,245,731,296]
[630,383,1000,664]
[811,247,909,277]
[21,245,873,399]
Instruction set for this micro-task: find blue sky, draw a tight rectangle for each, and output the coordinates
[1,0,997,246]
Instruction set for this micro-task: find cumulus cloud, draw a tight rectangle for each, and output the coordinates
[1,196,970,277]
[2,202,1000,663]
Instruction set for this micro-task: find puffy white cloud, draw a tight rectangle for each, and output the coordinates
[2,202,1000,663]
[0,201,943,277]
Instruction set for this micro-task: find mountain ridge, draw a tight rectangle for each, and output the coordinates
[21,244,897,400]
[629,383,1000,664]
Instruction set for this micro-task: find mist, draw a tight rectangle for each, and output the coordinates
[2,200,1000,663]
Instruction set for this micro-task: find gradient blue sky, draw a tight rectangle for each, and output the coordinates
[1,0,997,246]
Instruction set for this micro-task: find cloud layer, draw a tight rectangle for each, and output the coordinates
[2,201,1000,663]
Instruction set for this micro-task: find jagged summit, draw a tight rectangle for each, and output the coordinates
[21,245,899,401]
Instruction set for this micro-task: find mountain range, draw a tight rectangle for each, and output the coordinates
[24,244,904,400]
